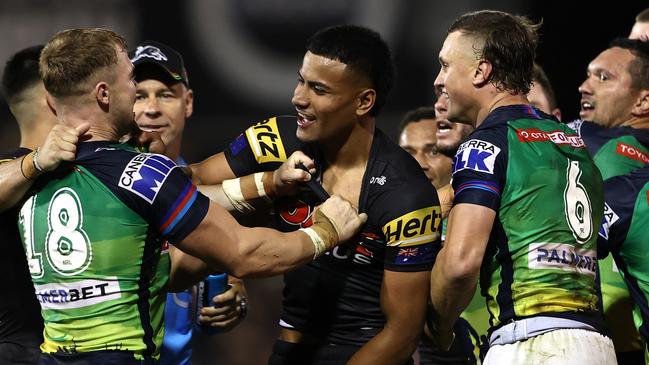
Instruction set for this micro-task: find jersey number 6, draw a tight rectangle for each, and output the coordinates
[563,160,593,245]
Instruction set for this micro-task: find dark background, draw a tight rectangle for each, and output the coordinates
[0,1,644,364]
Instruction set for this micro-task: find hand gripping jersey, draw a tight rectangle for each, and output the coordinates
[598,166,649,360]
[453,106,605,332]
[569,119,649,353]
[17,142,208,360]
[225,116,441,346]
[0,149,44,347]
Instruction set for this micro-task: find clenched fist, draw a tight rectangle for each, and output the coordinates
[37,123,90,171]
[317,195,368,243]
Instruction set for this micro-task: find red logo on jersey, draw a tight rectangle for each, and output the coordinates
[355,242,374,258]
[279,200,313,228]
[516,128,584,148]
[616,143,649,163]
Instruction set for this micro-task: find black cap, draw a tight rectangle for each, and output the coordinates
[129,41,189,86]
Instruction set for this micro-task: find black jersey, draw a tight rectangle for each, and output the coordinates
[225,116,441,346]
[0,148,44,346]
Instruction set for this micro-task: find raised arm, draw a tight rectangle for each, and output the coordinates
[0,123,89,212]
[176,195,367,278]
[189,152,235,185]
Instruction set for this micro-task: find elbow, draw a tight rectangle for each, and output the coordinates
[438,247,481,284]
[222,238,272,279]
[224,254,254,278]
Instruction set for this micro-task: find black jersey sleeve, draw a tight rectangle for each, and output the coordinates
[82,148,209,245]
[224,116,302,176]
[371,151,442,272]
[451,126,507,212]
[597,174,639,258]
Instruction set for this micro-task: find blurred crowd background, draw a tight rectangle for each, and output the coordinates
[0,1,643,364]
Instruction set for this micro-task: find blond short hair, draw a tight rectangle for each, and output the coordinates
[40,28,127,97]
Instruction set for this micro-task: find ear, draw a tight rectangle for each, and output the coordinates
[632,90,649,117]
[45,92,58,116]
[472,59,492,87]
[95,82,110,107]
[356,88,376,117]
[184,88,194,118]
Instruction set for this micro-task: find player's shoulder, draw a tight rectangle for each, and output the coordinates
[370,129,431,186]
[605,165,649,198]
[365,130,439,214]
[76,142,179,203]
[230,115,302,164]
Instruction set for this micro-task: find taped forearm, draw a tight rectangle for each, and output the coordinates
[221,171,275,214]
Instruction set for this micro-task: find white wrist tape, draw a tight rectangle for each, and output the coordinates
[299,227,328,260]
[222,178,255,214]
[253,172,272,203]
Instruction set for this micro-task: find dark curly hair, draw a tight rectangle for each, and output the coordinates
[306,25,395,117]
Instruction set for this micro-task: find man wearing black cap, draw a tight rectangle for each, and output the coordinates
[130,40,248,365]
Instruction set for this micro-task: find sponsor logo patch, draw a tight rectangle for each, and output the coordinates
[118,153,177,204]
[616,143,649,164]
[515,128,584,148]
[370,176,387,185]
[244,117,287,164]
[527,242,597,277]
[598,203,619,240]
[383,206,441,247]
[454,139,501,174]
[34,277,122,310]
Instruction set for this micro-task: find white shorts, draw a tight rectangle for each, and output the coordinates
[483,328,616,365]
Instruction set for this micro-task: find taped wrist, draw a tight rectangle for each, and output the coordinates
[20,151,43,180]
[222,172,273,214]
[299,209,340,259]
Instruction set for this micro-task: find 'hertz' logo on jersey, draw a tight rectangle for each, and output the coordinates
[383,206,441,247]
[245,117,287,164]
[598,202,620,240]
[118,153,177,204]
[454,139,501,175]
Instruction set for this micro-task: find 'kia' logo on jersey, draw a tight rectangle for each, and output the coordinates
[118,153,177,204]
[453,139,501,175]
[130,45,168,63]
